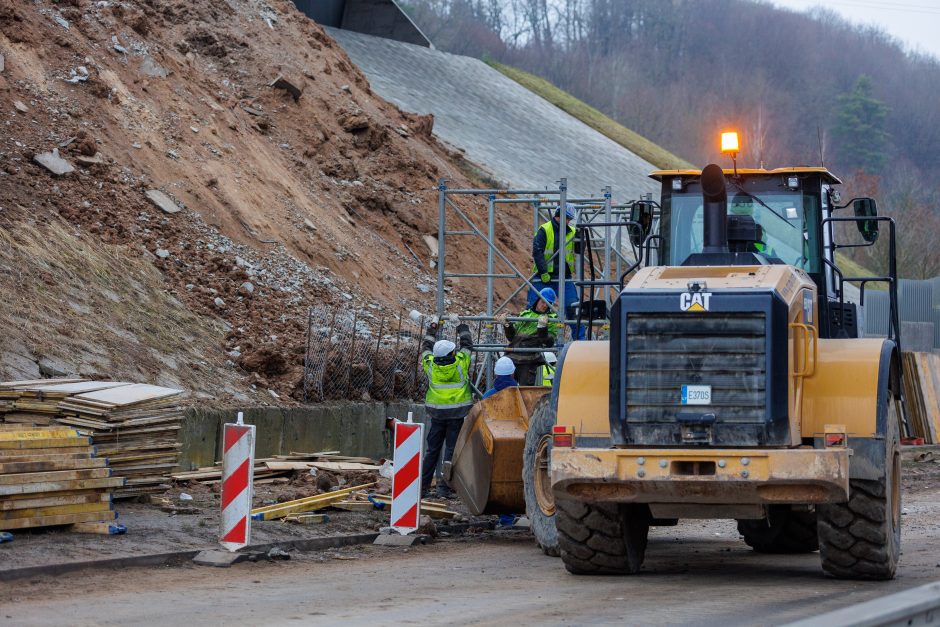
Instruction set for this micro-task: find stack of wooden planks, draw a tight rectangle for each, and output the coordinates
[0,379,184,499]
[171,451,381,485]
[0,426,121,531]
[901,352,940,444]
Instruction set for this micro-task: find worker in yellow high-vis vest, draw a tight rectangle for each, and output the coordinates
[529,204,584,339]
[419,313,473,498]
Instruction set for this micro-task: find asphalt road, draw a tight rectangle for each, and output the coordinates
[3,488,939,627]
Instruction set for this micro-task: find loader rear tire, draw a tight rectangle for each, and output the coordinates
[817,395,901,580]
[556,499,650,575]
[737,506,818,554]
[522,395,559,557]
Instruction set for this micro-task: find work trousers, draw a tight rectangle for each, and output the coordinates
[527,279,586,340]
[420,417,463,492]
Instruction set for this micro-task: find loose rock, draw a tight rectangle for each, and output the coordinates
[145,189,181,214]
[14,100,28,113]
[33,149,75,176]
[270,74,304,101]
[155,248,170,259]
[139,55,168,78]
[214,297,226,308]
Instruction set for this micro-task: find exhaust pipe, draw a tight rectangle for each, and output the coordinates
[701,163,728,254]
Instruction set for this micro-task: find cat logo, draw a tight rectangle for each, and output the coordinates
[680,292,711,312]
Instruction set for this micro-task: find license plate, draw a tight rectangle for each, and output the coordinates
[681,385,711,405]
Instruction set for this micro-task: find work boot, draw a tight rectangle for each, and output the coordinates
[435,485,457,500]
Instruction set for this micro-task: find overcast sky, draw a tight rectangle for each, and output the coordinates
[772,0,940,61]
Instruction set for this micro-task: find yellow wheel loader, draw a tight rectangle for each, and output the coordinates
[451,147,905,579]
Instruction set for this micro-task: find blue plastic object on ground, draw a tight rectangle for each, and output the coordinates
[0,532,13,543]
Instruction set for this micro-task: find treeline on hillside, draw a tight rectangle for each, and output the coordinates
[403,0,940,278]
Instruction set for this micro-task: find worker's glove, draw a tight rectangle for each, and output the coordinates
[540,272,551,283]
[447,313,460,324]
[537,315,549,328]
[494,312,509,326]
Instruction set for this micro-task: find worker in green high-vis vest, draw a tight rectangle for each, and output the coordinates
[528,204,584,339]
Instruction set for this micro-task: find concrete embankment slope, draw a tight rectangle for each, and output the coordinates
[328,28,659,200]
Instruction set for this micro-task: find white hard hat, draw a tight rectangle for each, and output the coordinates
[543,352,557,364]
[494,356,516,376]
[432,339,456,358]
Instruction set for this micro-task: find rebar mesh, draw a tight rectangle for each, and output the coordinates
[303,308,488,402]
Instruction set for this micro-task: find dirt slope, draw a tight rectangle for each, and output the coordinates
[0,0,532,402]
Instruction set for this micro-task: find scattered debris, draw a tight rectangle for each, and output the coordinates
[112,35,128,54]
[13,100,28,113]
[144,189,182,214]
[65,66,89,84]
[33,148,75,176]
[53,15,70,29]
[155,248,171,259]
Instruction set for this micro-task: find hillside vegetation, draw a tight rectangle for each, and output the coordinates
[405,0,940,278]
[487,60,693,170]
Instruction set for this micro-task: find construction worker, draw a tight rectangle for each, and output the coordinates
[482,356,518,399]
[529,203,585,339]
[420,313,473,498]
[537,351,557,386]
[496,287,559,385]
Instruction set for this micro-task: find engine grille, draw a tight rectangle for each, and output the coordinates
[625,313,767,424]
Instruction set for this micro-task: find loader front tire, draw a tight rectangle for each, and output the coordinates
[817,395,901,580]
[556,499,650,575]
[737,506,818,554]
[522,395,559,557]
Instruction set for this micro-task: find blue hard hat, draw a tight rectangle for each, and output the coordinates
[539,287,557,305]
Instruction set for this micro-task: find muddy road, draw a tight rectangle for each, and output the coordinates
[2,464,939,626]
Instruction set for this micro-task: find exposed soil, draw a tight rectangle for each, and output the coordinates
[0,0,533,402]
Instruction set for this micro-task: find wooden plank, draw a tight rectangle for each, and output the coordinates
[0,509,116,531]
[0,428,80,441]
[0,457,107,474]
[927,353,940,441]
[22,381,133,395]
[283,513,328,525]
[0,436,91,450]
[0,451,96,464]
[0,467,112,486]
[0,492,110,512]
[0,378,85,389]
[331,501,377,512]
[0,476,124,497]
[1,501,113,521]
[264,461,382,472]
[916,353,939,443]
[70,384,183,407]
[250,483,375,520]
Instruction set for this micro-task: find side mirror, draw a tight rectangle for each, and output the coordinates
[853,198,879,243]
[630,201,655,246]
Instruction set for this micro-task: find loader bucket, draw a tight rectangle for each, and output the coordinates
[447,386,550,515]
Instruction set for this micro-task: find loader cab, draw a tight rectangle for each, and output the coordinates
[651,168,857,339]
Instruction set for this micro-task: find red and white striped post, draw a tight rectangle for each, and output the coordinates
[220,412,256,552]
[390,412,423,535]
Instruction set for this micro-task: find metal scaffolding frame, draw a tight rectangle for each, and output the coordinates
[435,178,653,390]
